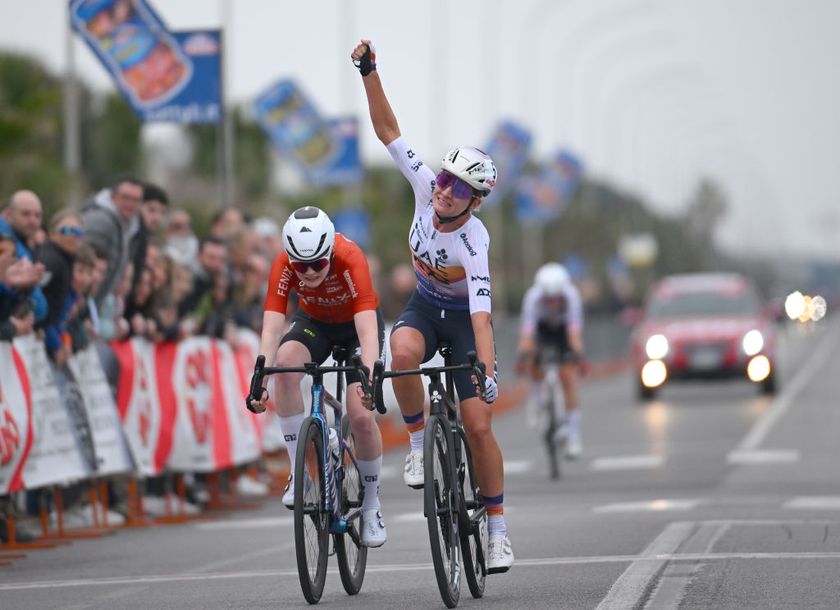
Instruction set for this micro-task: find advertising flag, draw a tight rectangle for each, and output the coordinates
[254,80,362,186]
[482,121,532,208]
[69,1,222,123]
[515,149,583,224]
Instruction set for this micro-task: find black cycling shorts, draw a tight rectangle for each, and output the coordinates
[280,308,385,385]
[391,291,496,402]
[536,321,576,364]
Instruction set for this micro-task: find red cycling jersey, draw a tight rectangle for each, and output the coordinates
[264,233,379,323]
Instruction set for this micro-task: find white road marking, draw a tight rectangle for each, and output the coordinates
[590,455,664,471]
[194,516,293,530]
[593,499,703,514]
[504,459,533,474]
[380,465,399,480]
[727,449,800,464]
[783,496,840,510]
[736,320,839,452]
[6,550,840,591]
[391,511,426,523]
[595,521,695,610]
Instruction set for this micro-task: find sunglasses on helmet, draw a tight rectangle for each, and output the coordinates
[435,171,479,200]
[290,257,330,274]
[58,226,85,238]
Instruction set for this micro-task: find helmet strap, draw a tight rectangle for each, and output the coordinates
[435,197,476,225]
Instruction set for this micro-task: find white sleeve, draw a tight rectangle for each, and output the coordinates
[461,224,493,314]
[386,137,436,212]
[566,284,584,332]
[519,286,541,336]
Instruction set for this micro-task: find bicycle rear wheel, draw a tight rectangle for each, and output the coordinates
[335,417,368,595]
[424,415,461,608]
[457,429,487,599]
[543,383,562,480]
[294,417,329,604]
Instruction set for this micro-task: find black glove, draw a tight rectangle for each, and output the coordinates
[354,43,376,76]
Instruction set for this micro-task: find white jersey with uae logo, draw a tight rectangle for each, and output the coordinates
[386,136,492,314]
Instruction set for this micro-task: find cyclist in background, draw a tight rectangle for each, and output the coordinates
[516,263,586,458]
[351,39,513,572]
[247,206,388,548]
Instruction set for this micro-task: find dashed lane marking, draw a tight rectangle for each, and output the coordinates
[727,449,800,464]
[590,455,664,471]
[783,496,840,510]
[593,499,704,514]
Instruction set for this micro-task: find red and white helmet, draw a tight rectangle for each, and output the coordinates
[282,206,335,261]
[440,146,497,197]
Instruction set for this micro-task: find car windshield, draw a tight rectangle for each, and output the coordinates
[646,289,760,319]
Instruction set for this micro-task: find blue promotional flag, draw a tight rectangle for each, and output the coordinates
[254,80,362,186]
[515,149,583,224]
[158,30,222,123]
[332,208,371,251]
[69,0,216,122]
[482,121,532,208]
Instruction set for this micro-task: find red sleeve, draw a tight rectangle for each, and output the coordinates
[263,252,295,313]
[336,236,379,314]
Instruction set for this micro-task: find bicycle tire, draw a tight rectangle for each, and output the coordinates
[294,417,329,604]
[456,427,487,599]
[543,373,563,480]
[335,417,368,595]
[424,414,461,608]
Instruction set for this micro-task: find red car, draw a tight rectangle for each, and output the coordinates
[630,273,778,400]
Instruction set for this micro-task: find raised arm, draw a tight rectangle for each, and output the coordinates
[351,39,401,146]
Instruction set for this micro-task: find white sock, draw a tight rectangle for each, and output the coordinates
[278,412,307,472]
[529,381,542,404]
[356,456,383,510]
[488,514,507,537]
[566,409,581,434]
[409,429,424,451]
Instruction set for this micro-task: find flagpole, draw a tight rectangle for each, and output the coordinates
[64,4,82,205]
[220,0,236,208]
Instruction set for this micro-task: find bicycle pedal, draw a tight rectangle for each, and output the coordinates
[408,483,424,490]
[488,566,511,575]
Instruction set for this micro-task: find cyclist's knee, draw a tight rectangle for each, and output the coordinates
[390,348,421,370]
[348,408,377,437]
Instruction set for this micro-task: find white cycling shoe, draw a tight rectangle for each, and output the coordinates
[281,475,295,508]
[403,449,424,489]
[487,534,514,573]
[565,433,583,460]
[360,508,387,548]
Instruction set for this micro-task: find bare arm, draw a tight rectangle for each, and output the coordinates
[471,311,496,381]
[249,309,286,412]
[353,309,380,374]
[351,39,401,145]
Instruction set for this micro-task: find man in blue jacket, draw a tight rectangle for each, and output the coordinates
[0,190,48,323]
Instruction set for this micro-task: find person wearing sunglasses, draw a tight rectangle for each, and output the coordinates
[351,40,513,573]
[34,210,87,364]
[247,205,388,548]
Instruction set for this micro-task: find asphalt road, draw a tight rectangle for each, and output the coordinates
[2,317,839,609]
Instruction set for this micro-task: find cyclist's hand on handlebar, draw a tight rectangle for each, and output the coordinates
[577,356,591,378]
[351,39,376,76]
[356,381,375,411]
[246,386,268,414]
[474,375,498,404]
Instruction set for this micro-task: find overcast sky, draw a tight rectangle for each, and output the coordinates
[3,0,839,259]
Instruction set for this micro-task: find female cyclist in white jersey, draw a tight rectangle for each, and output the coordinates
[351,39,513,573]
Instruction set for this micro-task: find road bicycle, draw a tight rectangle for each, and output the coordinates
[371,344,489,609]
[537,345,568,480]
[248,348,382,604]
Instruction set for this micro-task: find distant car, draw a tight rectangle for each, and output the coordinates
[630,273,778,400]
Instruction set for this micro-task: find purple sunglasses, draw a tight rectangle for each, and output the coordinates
[435,171,477,200]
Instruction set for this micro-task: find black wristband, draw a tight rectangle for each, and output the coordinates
[357,46,376,76]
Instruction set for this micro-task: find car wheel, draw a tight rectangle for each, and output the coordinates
[637,382,657,402]
[760,372,777,395]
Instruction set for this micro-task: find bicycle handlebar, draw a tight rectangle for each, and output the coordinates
[245,354,375,413]
[368,350,489,406]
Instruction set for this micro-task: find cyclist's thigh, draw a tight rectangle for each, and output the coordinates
[391,292,439,364]
[444,310,494,402]
[279,311,333,364]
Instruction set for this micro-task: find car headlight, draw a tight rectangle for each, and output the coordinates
[645,334,669,360]
[742,329,764,356]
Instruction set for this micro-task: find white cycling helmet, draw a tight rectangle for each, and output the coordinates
[535,262,571,297]
[440,146,497,197]
[282,206,335,261]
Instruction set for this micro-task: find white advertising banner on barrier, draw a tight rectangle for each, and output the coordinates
[235,329,286,452]
[217,340,261,466]
[68,345,134,476]
[167,337,225,472]
[112,338,166,476]
[14,335,88,488]
[0,341,33,494]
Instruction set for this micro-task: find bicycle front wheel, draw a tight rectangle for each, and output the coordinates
[294,417,329,604]
[424,415,461,608]
[457,428,487,599]
[335,417,368,595]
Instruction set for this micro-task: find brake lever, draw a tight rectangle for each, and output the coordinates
[246,355,267,412]
[372,360,387,414]
[466,350,488,401]
[350,354,373,403]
